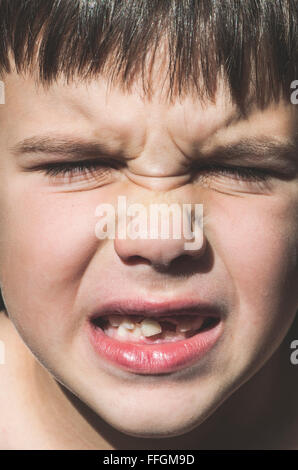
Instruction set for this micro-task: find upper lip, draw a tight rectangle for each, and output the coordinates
[90,298,225,320]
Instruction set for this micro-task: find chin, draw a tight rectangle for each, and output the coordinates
[87,395,216,440]
[105,418,200,440]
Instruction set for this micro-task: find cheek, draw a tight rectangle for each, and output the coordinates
[0,187,102,343]
[208,188,298,292]
[208,191,298,365]
[219,207,297,305]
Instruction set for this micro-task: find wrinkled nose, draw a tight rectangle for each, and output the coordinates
[114,204,205,270]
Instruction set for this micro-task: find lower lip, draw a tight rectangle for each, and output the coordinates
[87,318,223,374]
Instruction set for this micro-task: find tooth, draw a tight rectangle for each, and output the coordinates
[140,319,162,337]
[176,320,193,332]
[163,330,180,340]
[117,324,129,338]
[120,317,135,330]
[108,314,122,327]
[132,326,142,338]
[176,317,204,333]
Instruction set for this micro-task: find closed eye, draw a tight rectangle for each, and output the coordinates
[190,163,273,182]
[40,159,124,178]
[30,159,274,187]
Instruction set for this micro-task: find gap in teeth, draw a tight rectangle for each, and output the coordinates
[94,314,216,340]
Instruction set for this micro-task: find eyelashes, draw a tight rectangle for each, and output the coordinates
[35,159,273,187]
[41,160,120,178]
[193,164,271,182]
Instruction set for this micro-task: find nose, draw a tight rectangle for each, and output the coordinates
[114,204,206,269]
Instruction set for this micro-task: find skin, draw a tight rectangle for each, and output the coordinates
[0,70,298,449]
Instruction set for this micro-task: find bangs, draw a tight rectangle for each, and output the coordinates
[0,0,297,110]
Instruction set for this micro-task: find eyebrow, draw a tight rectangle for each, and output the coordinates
[197,138,298,173]
[10,136,126,162]
[11,135,298,173]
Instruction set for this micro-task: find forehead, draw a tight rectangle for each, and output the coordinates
[1,72,297,156]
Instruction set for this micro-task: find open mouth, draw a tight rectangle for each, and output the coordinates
[87,300,224,374]
[91,313,220,344]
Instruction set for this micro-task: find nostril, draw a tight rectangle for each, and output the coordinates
[123,255,151,266]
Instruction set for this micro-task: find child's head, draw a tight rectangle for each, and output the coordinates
[0,0,298,439]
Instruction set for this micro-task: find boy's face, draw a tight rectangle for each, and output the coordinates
[0,71,298,438]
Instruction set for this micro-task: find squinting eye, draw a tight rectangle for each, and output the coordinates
[42,160,120,178]
[192,164,272,182]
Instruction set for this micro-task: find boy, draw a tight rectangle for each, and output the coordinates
[0,0,298,450]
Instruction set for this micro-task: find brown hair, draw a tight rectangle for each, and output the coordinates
[0,0,297,111]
